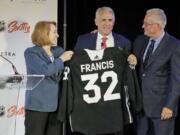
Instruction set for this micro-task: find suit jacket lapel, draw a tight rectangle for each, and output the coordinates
[113,33,118,47]
[145,33,169,68]
[139,38,149,70]
[90,34,97,50]
[36,46,52,63]
[113,33,123,49]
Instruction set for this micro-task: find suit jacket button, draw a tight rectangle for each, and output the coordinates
[142,73,146,77]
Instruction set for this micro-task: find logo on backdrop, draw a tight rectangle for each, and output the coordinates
[7,105,25,117]
[0,105,5,116]
[21,0,47,3]
[0,51,16,57]
[0,20,5,32]
[0,105,25,117]
[10,0,46,2]
[8,21,30,33]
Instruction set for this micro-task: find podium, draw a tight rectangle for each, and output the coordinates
[0,74,44,90]
[0,74,44,135]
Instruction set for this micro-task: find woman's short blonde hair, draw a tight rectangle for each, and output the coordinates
[31,21,56,46]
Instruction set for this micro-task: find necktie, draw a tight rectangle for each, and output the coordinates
[101,37,107,49]
[143,40,155,67]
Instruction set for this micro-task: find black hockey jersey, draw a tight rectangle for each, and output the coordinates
[58,47,142,135]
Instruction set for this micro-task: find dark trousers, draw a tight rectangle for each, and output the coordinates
[65,119,124,135]
[72,131,123,135]
[25,109,63,135]
[136,113,175,135]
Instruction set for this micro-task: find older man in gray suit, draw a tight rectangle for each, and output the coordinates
[133,8,180,135]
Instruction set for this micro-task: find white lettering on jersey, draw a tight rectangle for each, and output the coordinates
[81,71,120,104]
[80,60,114,73]
[63,66,70,80]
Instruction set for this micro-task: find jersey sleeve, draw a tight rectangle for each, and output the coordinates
[124,63,143,114]
[57,64,73,121]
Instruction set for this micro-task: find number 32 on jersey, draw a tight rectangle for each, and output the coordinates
[81,71,121,104]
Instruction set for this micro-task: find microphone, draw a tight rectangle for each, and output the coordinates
[0,55,22,83]
[0,55,19,74]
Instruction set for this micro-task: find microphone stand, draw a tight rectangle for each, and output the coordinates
[0,55,19,74]
[0,55,21,135]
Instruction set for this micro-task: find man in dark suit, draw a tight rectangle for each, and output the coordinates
[133,8,180,135]
[74,6,131,52]
[73,6,136,135]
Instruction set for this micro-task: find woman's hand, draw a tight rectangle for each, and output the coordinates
[60,51,74,62]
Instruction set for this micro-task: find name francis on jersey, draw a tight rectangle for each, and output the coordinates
[80,60,114,73]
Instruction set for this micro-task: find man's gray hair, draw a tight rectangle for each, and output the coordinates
[95,6,115,20]
[146,8,167,28]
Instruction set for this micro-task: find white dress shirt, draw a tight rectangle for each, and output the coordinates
[96,32,114,50]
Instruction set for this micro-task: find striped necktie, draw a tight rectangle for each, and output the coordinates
[143,40,155,67]
[101,37,107,49]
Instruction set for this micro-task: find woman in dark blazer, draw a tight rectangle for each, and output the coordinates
[24,21,73,135]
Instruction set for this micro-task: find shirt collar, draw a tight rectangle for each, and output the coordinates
[98,32,113,39]
[150,31,165,43]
